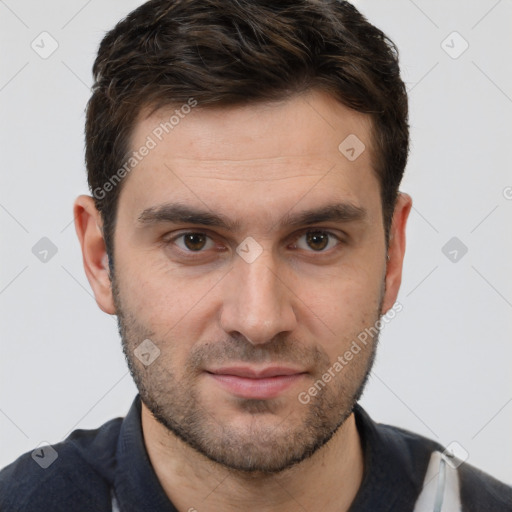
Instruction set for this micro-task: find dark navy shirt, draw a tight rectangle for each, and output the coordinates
[1,395,511,511]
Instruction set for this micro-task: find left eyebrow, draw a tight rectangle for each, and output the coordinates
[135,201,367,232]
[280,202,367,228]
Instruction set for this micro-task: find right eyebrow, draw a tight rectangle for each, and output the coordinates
[136,203,241,231]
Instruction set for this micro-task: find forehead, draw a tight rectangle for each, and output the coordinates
[119,90,379,221]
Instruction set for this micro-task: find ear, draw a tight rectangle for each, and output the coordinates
[73,195,116,314]
[380,192,412,315]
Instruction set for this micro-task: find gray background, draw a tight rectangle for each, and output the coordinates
[1,0,511,484]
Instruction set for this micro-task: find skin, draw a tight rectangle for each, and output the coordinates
[74,89,412,512]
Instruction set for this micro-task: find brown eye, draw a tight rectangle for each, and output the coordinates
[183,233,207,251]
[306,232,329,251]
[294,230,339,252]
[171,232,215,252]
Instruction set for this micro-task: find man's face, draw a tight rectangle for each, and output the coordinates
[111,90,390,473]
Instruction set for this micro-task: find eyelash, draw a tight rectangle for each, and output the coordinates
[162,229,343,258]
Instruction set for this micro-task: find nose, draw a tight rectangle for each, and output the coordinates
[219,250,298,345]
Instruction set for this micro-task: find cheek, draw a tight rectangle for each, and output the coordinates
[117,251,221,342]
[296,262,384,352]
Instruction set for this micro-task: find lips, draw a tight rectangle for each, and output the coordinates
[205,366,307,399]
[208,366,304,378]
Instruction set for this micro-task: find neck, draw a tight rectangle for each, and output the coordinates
[141,403,364,512]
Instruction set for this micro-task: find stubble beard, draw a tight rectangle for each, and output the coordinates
[112,271,381,475]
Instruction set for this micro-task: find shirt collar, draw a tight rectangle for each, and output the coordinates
[113,396,435,512]
[114,396,177,512]
[348,403,437,511]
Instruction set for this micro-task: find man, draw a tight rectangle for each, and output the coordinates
[1,0,510,510]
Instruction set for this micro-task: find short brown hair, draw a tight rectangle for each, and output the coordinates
[85,0,409,271]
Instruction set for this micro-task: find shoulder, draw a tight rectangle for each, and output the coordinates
[354,406,512,511]
[0,416,123,512]
[458,460,512,512]
[377,422,512,510]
